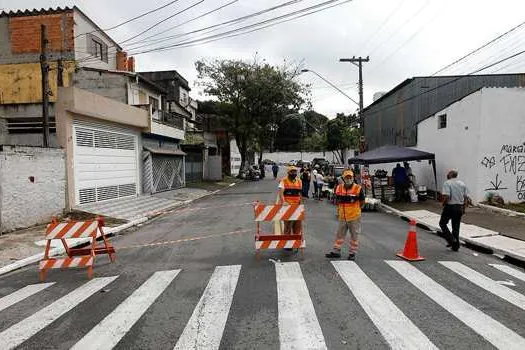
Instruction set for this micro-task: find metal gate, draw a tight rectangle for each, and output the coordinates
[185,151,203,182]
[143,153,184,193]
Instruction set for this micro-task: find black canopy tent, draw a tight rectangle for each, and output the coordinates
[348,145,438,198]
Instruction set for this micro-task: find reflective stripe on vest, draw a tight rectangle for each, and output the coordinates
[335,184,362,221]
[282,177,302,204]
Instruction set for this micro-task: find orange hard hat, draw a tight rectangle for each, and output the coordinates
[342,169,354,178]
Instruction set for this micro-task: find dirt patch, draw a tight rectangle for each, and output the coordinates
[65,211,127,227]
[187,177,241,191]
[482,201,525,214]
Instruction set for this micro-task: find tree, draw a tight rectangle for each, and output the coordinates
[326,113,360,164]
[195,58,308,174]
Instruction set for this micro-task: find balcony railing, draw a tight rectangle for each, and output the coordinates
[153,110,184,130]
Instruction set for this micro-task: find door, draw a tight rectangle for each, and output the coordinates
[73,123,139,205]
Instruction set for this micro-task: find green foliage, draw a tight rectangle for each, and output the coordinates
[326,113,360,163]
[195,57,309,169]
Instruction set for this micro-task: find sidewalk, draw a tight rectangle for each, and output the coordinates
[387,200,525,241]
[0,178,240,273]
[382,199,525,263]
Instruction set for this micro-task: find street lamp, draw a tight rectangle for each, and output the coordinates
[300,69,359,107]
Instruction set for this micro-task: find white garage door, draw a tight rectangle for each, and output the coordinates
[73,124,139,205]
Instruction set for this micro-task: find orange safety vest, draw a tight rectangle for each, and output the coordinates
[335,183,363,221]
[280,177,302,205]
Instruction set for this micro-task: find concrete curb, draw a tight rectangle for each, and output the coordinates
[378,203,525,263]
[0,183,239,278]
[477,203,525,218]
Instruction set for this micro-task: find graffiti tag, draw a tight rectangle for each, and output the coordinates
[499,154,525,175]
[485,174,508,191]
[481,156,496,168]
[500,142,525,154]
[517,176,525,200]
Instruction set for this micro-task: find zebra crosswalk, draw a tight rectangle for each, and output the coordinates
[0,260,524,349]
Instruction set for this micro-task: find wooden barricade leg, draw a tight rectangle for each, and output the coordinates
[87,236,96,279]
[39,240,51,281]
[100,227,116,262]
[61,238,71,257]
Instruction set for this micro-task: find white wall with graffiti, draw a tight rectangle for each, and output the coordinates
[411,87,525,203]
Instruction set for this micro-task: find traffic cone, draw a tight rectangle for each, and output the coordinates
[396,219,425,261]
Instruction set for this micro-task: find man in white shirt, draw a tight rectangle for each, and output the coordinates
[315,170,325,200]
[439,169,470,251]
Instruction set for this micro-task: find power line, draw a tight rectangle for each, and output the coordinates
[364,49,525,117]
[120,0,207,44]
[366,0,430,57]
[128,0,351,56]
[354,0,406,54]
[431,19,525,76]
[124,0,307,50]
[369,1,446,74]
[125,0,240,46]
[74,0,182,38]
[76,0,308,63]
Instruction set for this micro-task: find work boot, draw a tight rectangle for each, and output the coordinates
[348,253,356,261]
[452,240,460,252]
[325,251,341,258]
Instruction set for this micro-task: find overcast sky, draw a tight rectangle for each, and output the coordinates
[3,0,525,117]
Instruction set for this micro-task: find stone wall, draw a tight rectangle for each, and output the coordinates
[0,146,65,232]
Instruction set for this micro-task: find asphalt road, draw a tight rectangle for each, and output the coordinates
[1,172,525,349]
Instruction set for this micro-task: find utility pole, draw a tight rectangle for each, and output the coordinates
[339,56,370,122]
[40,24,50,147]
[339,56,369,153]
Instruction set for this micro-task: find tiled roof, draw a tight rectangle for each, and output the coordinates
[0,7,73,17]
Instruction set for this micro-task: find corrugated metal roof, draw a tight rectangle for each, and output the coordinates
[363,73,525,150]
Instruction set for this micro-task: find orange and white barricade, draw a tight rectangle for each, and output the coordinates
[39,217,115,281]
[253,202,305,257]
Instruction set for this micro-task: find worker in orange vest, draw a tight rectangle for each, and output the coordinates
[278,166,302,235]
[325,169,365,260]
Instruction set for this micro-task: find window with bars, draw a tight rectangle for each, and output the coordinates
[438,114,447,129]
[87,34,108,63]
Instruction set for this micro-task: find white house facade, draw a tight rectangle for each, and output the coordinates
[410,87,525,203]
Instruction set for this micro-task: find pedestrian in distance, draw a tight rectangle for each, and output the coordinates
[315,169,325,200]
[326,170,365,261]
[301,165,311,198]
[278,166,303,236]
[272,163,279,179]
[392,163,407,202]
[439,169,470,251]
[312,165,319,198]
[259,162,266,179]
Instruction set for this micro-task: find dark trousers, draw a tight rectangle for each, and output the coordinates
[302,182,310,197]
[439,204,463,244]
[394,183,404,201]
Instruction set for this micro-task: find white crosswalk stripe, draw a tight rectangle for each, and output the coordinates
[1,261,524,349]
[440,261,525,311]
[0,283,55,313]
[0,276,118,350]
[490,263,525,282]
[174,265,241,350]
[332,261,437,350]
[387,260,525,350]
[72,270,180,350]
[275,262,327,350]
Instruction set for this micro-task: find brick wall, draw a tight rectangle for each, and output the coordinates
[8,12,74,54]
[0,146,66,232]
